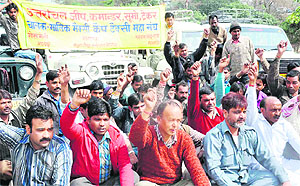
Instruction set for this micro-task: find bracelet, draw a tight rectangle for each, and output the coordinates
[69,102,79,111]
[34,80,41,84]
[249,84,255,87]
[128,150,134,155]
[159,81,166,86]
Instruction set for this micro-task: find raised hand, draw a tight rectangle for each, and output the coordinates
[143,88,157,113]
[255,48,264,59]
[117,73,126,89]
[167,30,174,42]
[35,53,43,74]
[58,64,70,86]
[210,40,217,55]
[277,40,288,58]
[71,89,91,108]
[126,72,134,83]
[203,28,210,39]
[160,68,171,83]
[173,41,179,54]
[218,54,230,73]
[191,60,202,77]
[248,63,258,82]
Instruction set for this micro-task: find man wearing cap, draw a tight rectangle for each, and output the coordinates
[222,21,254,79]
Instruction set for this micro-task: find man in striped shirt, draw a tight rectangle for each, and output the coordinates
[0,105,72,185]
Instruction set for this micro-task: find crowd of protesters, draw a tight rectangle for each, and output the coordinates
[0,2,300,185]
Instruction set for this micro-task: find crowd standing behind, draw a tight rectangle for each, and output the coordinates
[0,2,300,185]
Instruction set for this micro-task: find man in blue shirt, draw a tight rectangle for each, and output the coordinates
[204,91,291,186]
[0,105,72,185]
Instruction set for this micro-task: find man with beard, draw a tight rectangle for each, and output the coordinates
[188,60,226,135]
[246,64,300,185]
[35,67,70,136]
[0,57,43,186]
[204,91,291,186]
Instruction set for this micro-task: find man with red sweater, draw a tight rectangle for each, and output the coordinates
[188,60,226,134]
[129,88,210,186]
[60,89,136,186]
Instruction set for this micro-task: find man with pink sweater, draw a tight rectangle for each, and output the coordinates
[129,89,210,186]
[60,89,135,186]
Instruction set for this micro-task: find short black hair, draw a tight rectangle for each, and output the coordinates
[88,98,112,118]
[157,99,182,117]
[257,72,267,85]
[138,83,152,93]
[287,62,300,73]
[165,12,174,19]
[286,70,300,81]
[6,3,18,13]
[199,86,214,100]
[0,89,12,100]
[260,97,267,109]
[46,70,58,82]
[132,75,143,84]
[230,82,245,95]
[208,14,218,22]
[179,43,187,49]
[89,80,104,91]
[128,63,137,68]
[221,92,247,111]
[128,93,144,107]
[183,61,193,70]
[175,81,188,92]
[26,105,55,128]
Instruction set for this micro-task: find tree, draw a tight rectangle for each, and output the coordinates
[281,6,300,50]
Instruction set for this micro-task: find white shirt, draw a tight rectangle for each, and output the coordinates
[246,87,300,162]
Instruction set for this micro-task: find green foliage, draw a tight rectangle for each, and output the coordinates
[218,1,280,25]
[281,6,300,45]
[193,10,207,24]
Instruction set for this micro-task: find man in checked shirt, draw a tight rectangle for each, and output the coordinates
[0,104,73,185]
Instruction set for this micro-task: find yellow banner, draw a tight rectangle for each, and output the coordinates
[14,0,165,50]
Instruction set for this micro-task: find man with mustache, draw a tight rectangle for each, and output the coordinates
[60,89,137,185]
[204,90,291,186]
[246,64,300,185]
[188,59,227,134]
[0,105,72,185]
[35,67,70,136]
[0,56,43,186]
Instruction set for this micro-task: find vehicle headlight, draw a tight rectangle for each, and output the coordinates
[19,66,34,81]
[88,66,99,77]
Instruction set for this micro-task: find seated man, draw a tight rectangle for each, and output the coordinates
[246,64,300,185]
[60,89,136,186]
[0,57,43,185]
[0,105,72,185]
[90,79,104,99]
[204,92,291,186]
[120,74,144,106]
[129,89,210,185]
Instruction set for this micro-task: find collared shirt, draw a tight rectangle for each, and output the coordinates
[0,123,73,186]
[98,131,112,184]
[154,124,177,148]
[204,120,289,185]
[202,108,220,120]
[48,90,62,116]
[232,39,240,44]
[246,86,300,161]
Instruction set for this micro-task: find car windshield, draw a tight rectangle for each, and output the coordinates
[236,27,293,51]
[182,31,203,52]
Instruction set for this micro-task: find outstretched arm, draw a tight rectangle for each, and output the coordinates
[267,41,287,97]
[192,29,209,61]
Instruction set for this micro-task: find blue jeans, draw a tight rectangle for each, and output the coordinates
[14,49,48,73]
[14,49,37,61]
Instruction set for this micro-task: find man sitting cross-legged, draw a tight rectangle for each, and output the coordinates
[129,88,210,186]
[60,89,137,186]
